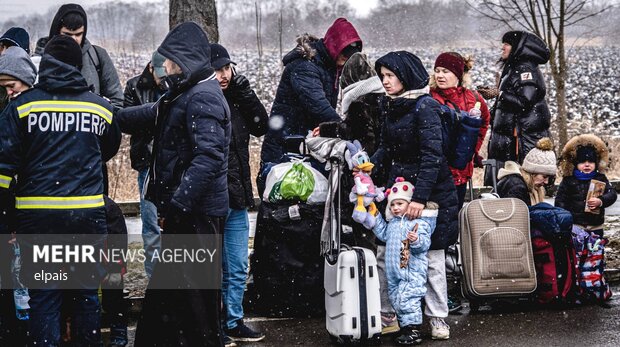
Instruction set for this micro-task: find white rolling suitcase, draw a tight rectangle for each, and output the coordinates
[323,156,381,344]
[325,245,382,343]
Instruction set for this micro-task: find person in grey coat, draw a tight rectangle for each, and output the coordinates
[49,3,123,107]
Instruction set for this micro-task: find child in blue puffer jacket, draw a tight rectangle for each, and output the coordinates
[372,178,437,345]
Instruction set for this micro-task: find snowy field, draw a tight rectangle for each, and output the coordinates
[107,46,620,201]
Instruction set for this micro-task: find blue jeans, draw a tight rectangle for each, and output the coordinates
[28,289,101,346]
[138,168,160,277]
[222,208,249,329]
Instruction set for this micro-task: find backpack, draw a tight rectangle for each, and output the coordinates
[531,233,578,304]
[417,94,483,170]
[86,45,104,88]
[572,226,612,302]
[529,203,578,304]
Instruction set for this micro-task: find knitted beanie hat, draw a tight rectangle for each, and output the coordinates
[384,177,414,220]
[521,137,557,176]
[434,52,465,81]
[0,27,30,54]
[0,46,37,87]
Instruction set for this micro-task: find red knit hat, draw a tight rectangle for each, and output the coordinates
[434,52,465,81]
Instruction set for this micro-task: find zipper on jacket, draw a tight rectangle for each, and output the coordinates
[230,129,251,207]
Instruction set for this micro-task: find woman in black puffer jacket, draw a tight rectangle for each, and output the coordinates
[486,31,551,181]
[371,51,458,339]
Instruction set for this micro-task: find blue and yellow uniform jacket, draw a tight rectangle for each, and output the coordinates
[0,54,120,233]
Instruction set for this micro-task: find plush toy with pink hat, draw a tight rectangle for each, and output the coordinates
[346,140,385,229]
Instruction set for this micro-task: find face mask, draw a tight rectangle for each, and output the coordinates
[163,73,185,89]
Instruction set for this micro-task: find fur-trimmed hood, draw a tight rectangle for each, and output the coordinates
[559,134,609,176]
[498,160,523,180]
[282,34,320,65]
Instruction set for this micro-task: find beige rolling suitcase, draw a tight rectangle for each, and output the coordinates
[459,160,537,310]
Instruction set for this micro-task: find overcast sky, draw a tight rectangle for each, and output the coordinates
[0,0,378,22]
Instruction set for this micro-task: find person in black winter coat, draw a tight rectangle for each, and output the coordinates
[123,50,167,278]
[317,52,399,331]
[210,43,268,343]
[117,22,231,346]
[484,31,551,184]
[372,51,458,341]
[556,134,617,237]
[259,18,362,170]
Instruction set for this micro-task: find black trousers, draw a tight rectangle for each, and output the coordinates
[134,210,224,347]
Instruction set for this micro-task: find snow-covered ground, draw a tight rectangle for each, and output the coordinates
[111,46,620,140]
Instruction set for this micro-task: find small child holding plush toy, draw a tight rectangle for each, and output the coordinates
[372,178,438,345]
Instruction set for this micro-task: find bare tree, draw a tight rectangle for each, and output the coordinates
[255,1,263,58]
[169,0,219,42]
[471,0,609,150]
[278,9,283,59]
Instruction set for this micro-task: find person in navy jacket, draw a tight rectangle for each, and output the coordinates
[116,21,231,346]
[372,51,458,340]
[0,35,120,346]
[259,18,362,192]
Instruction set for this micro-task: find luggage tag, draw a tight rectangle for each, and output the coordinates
[288,204,301,220]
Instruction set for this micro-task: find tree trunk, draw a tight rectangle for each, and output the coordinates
[555,77,568,151]
[169,0,219,43]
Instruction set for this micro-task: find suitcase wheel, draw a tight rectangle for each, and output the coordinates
[469,300,481,314]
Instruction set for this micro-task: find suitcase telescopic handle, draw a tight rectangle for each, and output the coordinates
[482,159,498,193]
[326,157,342,264]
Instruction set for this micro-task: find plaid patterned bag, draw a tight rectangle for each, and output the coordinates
[572,226,612,302]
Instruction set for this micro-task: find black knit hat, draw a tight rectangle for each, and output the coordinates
[44,35,82,69]
[0,27,30,54]
[502,31,523,47]
[575,145,598,165]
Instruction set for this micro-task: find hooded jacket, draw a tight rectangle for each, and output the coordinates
[260,18,362,164]
[488,31,551,165]
[373,211,435,326]
[371,51,458,250]
[116,22,231,217]
[555,134,617,227]
[49,4,123,107]
[0,46,38,87]
[0,53,121,232]
[123,65,166,171]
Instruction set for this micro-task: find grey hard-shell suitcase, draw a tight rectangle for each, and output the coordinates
[458,160,537,310]
[322,152,381,344]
